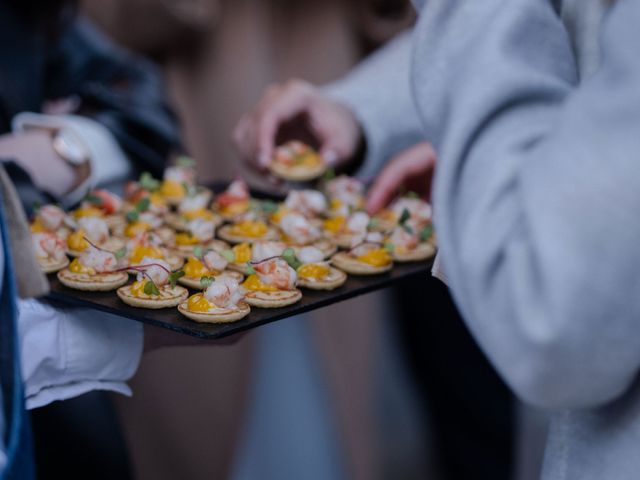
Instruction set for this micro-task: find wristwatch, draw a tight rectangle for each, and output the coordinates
[52,127,90,166]
[11,114,94,206]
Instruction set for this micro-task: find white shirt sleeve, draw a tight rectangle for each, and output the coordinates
[12,112,132,206]
[17,299,143,410]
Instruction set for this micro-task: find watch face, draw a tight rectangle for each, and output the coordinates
[53,129,89,165]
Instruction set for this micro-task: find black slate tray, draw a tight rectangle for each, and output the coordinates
[46,260,431,339]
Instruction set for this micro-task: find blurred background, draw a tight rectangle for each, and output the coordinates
[28,1,548,479]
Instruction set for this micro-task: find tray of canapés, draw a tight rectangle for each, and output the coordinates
[31,142,436,339]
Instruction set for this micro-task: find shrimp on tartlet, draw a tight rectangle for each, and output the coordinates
[213,179,252,220]
[269,141,327,181]
[179,276,251,324]
[178,249,243,289]
[66,216,123,257]
[241,257,302,308]
[294,246,347,291]
[117,258,188,309]
[331,240,393,276]
[173,218,229,257]
[32,231,69,273]
[57,243,128,291]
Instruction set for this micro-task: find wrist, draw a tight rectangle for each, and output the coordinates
[0,131,78,198]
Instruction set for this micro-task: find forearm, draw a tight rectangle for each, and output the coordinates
[417,0,640,408]
[324,30,424,178]
[0,132,77,199]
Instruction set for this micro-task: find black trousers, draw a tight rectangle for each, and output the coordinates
[393,275,515,480]
[30,391,132,480]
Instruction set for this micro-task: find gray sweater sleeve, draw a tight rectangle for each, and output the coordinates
[413,0,640,409]
[324,31,424,178]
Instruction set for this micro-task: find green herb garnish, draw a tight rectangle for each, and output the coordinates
[126,197,150,223]
[420,225,434,242]
[176,156,196,168]
[402,224,414,235]
[368,218,379,230]
[169,270,185,288]
[136,197,151,212]
[139,172,160,192]
[398,208,411,226]
[114,246,127,260]
[322,168,336,182]
[245,263,257,275]
[383,242,395,253]
[221,250,235,263]
[193,246,204,260]
[85,194,103,205]
[260,200,279,214]
[144,280,161,296]
[282,247,302,270]
[200,276,215,288]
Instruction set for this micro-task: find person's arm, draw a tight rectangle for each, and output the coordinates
[17,299,143,409]
[413,0,640,409]
[324,30,425,178]
[7,112,133,207]
[233,30,425,177]
[16,297,244,410]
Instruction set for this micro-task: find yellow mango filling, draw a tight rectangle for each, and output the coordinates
[270,207,290,224]
[67,230,88,251]
[284,151,321,167]
[149,192,166,207]
[125,221,151,238]
[130,245,164,264]
[242,274,278,292]
[232,243,252,263]
[73,206,103,219]
[378,209,396,222]
[30,218,46,233]
[184,257,214,277]
[219,200,249,217]
[69,258,95,275]
[130,280,148,297]
[323,216,346,234]
[297,263,330,280]
[176,232,200,246]
[229,221,268,238]
[357,249,392,267]
[187,293,216,312]
[160,180,185,199]
[182,208,214,221]
[279,233,295,244]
